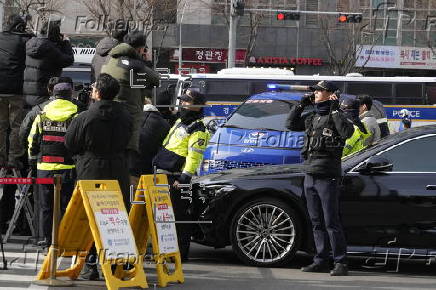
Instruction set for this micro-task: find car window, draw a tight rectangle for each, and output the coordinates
[225,99,297,131]
[377,135,436,172]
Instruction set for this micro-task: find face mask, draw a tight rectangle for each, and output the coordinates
[314,100,331,115]
[179,108,203,124]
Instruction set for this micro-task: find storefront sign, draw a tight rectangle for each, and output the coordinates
[250,56,323,66]
[171,48,246,63]
[356,45,436,70]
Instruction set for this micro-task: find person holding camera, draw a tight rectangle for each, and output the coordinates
[23,19,74,108]
[286,81,354,276]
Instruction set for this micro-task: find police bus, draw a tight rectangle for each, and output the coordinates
[176,68,436,131]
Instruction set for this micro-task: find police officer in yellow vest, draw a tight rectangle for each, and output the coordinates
[153,88,210,261]
[28,82,77,247]
[340,98,371,157]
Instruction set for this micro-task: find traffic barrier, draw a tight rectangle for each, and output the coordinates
[128,174,184,287]
[35,180,148,290]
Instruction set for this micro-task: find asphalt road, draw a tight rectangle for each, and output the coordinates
[0,239,436,290]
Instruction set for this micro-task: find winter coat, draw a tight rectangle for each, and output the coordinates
[28,98,78,170]
[286,103,354,177]
[19,97,86,148]
[91,36,119,82]
[130,104,170,177]
[0,30,32,95]
[100,43,160,152]
[64,100,133,204]
[360,110,381,146]
[23,37,74,106]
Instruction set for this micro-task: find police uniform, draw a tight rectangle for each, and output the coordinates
[153,90,210,260]
[342,124,371,157]
[27,83,77,245]
[286,81,354,274]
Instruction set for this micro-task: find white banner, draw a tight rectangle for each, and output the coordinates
[356,45,436,70]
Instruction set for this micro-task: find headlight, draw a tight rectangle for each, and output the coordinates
[204,184,237,197]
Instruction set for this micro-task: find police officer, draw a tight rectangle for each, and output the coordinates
[27,83,77,247]
[153,88,210,261]
[286,81,354,276]
[341,98,371,157]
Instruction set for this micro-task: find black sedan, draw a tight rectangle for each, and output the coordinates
[191,125,436,267]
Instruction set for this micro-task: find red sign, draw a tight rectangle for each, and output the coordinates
[172,48,246,63]
[252,56,323,66]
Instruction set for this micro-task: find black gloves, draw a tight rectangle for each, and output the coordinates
[300,93,314,107]
[178,173,192,185]
[330,99,340,111]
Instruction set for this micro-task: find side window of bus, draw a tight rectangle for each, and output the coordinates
[394,83,423,105]
[426,83,436,105]
[204,80,250,102]
[346,82,394,104]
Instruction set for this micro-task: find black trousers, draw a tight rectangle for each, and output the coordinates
[38,169,75,244]
[167,175,193,260]
[304,174,347,265]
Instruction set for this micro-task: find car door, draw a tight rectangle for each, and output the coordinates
[341,134,436,249]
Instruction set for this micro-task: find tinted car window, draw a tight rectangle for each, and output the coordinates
[224,99,296,131]
[61,70,91,84]
[378,135,436,172]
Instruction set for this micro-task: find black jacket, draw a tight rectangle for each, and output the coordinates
[0,30,32,94]
[91,36,119,82]
[64,100,133,204]
[23,37,74,106]
[130,105,170,176]
[286,103,354,177]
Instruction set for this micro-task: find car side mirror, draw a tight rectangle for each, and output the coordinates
[356,156,393,174]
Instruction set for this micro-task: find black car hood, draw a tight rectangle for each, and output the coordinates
[193,164,304,185]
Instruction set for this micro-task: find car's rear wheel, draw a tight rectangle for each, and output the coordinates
[230,198,301,267]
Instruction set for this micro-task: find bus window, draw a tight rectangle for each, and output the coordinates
[346,82,394,104]
[394,83,423,105]
[195,79,250,102]
[251,80,299,95]
[426,83,436,105]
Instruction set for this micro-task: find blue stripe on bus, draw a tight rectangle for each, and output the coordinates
[384,106,436,120]
[204,103,436,121]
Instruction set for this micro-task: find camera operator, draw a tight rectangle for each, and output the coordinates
[23,19,74,108]
[286,81,354,276]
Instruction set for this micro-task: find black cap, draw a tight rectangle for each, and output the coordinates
[123,31,147,48]
[53,82,72,99]
[6,14,26,32]
[310,81,338,92]
[177,89,206,105]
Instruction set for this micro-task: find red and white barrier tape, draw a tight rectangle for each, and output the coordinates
[0,178,54,184]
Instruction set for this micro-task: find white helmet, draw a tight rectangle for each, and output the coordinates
[399,109,410,118]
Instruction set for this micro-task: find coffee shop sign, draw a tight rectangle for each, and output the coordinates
[251,56,323,66]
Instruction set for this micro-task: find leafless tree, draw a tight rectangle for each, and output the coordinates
[319,14,380,76]
[203,0,270,66]
[76,0,180,38]
[2,0,65,30]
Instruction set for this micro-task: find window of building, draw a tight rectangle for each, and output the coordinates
[305,0,319,26]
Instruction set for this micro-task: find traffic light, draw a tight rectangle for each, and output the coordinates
[338,13,362,23]
[276,12,300,21]
[233,0,245,16]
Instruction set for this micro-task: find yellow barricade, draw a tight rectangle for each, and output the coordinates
[129,174,184,287]
[36,180,148,290]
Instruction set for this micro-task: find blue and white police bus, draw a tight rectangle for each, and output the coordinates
[177,69,436,131]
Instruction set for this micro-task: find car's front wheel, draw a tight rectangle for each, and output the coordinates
[230,198,301,267]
